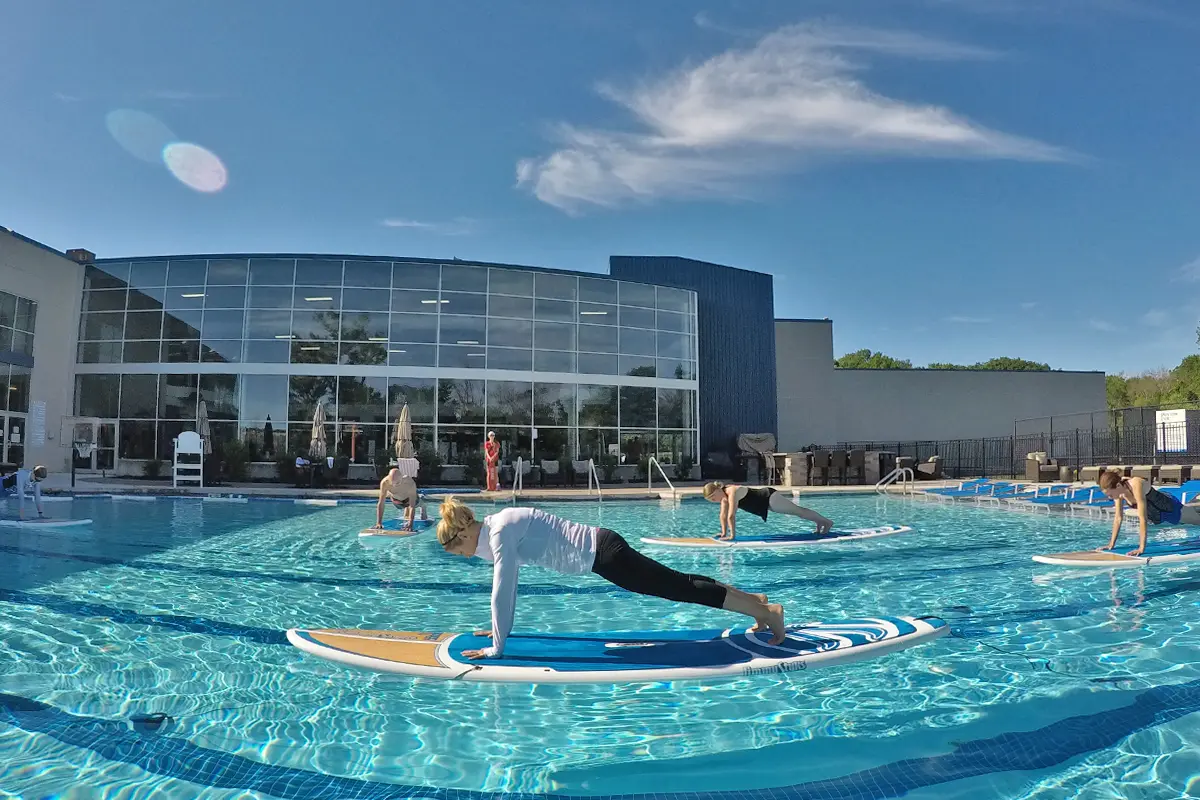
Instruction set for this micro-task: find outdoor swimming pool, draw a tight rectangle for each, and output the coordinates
[1,493,1199,799]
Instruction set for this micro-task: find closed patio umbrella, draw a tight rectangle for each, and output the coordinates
[309,404,328,461]
[394,403,414,459]
[197,400,212,456]
[262,416,275,456]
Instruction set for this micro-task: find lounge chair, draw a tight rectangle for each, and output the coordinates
[924,478,990,497]
[1129,465,1159,483]
[915,456,943,481]
[1028,486,1106,509]
[1159,465,1193,486]
[1079,465,1107,483]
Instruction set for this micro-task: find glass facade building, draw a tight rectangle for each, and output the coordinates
[0,289,38,467]
[72,257,699,472]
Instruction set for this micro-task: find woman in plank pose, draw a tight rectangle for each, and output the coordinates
[436,498,786,659]
[702,482,833,540]
[1097,470,1200,556]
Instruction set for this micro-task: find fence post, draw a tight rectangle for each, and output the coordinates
[1009,435,1015,478]
[1049,418,1054,459]
[1075,429,1080,471]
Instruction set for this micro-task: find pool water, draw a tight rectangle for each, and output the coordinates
[2,494,1199,799]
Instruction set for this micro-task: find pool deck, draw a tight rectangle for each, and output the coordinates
[33,473,965,502]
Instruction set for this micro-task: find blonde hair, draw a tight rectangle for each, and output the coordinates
[702,481,726,499]
[436,496,477,545]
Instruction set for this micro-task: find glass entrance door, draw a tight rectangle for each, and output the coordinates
[3,415,26,467]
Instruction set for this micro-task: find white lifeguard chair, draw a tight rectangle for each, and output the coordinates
[173,430,204,488]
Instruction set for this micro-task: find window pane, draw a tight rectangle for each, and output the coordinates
[578,324,617,353]
[489,269,533,296]
[294,259,342,286]
[287,422,334,457]
[657,430,697,465]
[343,260,391,288]
[291,341,337,364]
[289,376,336,421]
[579,277,617,304]
[441,292,487,316]
[535,298,575,322]
[342,288,390,312]
[339,311,389,341]
[535,273,577,301]
[199,374,239,419]
[534,350,575,373]
[392,262,440,290]
[620,355,656,377]
[206,259,248,285]
[82,290,127,313]
[0,327,12,351]
[86,264,129,290]
[657,287,692,313]
[11,331,33,358]
[578,353,617,375]
[440,264,487,293]
[337,422,386,465]
[336,376,387,423]
[535,321,575,351]
[246,309,292,339]
[392,290,442,313]
[243,422,285,461]
[656,310,694,334]
[487,318,532,349]
[619,282,656,308]
[124,311,164,340]
[163,340,200,363]
[438,344,486,368]
[488,347,533,371]
[162,311,201,340]
[535,428,573,463]
[156,421,191,461]
[78,341,122,363]
[120,374,158,418]
[438,426,487,465]
[390,313,437,343]
[0,294,13,328]
[620,386,657,428]
[487,380,532,426]
[127,287,165,311]
[249,258,295,285]
[657,331,693,360]
[578,302,615,325]
[242,375,288,421]
[249,285,292,308]
[15,298,37,333]
[204,286,248,309]
[292,310,340,339]
[130,261,167,288]
[75,375,120,417]
[244,339,290,363]
[167,260,207,287]
[487,294,533,323]
[339,342,387,366]
[657,389,696,429]
[158,374,198,419]
[619,327,656,356]
[657,358,696,380]
[619,306,656,330]
[387,344,436,367]
[579,427,618,460]
[119,421,156,459]
[534,383,576,426]
[6,365,30,413]
[202,340,243,363]
[122,341,161,363]
[388,378,436,424]
[620,430,653,464]
[578,385,618,427]
[202,310,245,339]
[440,316,486,345]
[437,379,485,423]
[81,312,124,341]
[293,287,340,310]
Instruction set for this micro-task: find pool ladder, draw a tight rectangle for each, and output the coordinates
[511,457,526,503]
[875,466,915,496]
[587,458,603,503]
[647,457,678,502]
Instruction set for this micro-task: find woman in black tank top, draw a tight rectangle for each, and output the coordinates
[702,482,834,541]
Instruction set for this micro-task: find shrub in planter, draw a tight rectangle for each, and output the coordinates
[675,454,695,481]
[276,451,298,484]
[416,446,443,486]
[219,440,251,482]
[462,448,485,486]
[143,459,164,479]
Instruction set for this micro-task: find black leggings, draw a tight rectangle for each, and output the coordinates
[591,529,727,609]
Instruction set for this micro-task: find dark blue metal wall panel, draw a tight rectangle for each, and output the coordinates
[609,256,776,464]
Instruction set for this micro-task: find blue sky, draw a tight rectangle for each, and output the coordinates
[2,0,1198,375]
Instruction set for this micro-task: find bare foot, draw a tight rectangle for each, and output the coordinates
[753,604,786,644]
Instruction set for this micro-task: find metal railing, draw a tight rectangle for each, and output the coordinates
[647,457,677,501]
[875,466,914,495]
[511,457,525,503]
[587,458,603,502]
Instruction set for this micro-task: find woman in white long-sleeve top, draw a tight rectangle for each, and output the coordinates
[435,497,786,659]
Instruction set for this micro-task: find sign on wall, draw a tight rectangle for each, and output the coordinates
[30,400,46,447]
[1156,409,1187,453]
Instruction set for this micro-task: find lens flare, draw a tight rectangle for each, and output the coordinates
[105,109,177,164]
[162,142,228,193]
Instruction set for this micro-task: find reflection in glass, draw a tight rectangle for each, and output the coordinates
[292,287,340,310]
[288,375,336,421]
[534,350,575,373]
[290,340,337,364]
[244,340,290,363]
[618,282,656,308]
[243,422,286,462]
[387,344,437,367]
[657,331,693,359]
[159,374,198,419]
[534,383,575,426]
[487,347,533,371]
[81,312,125,341]
[6,366,30,413]
[619,306,656,330]
[535,273,577,300]
[130,261,168,288]
[658,359,695,380]
[201,310,245,339]
[620,355,657,377]
[124,311,164,340]
[578,324,617,353]
[78,341,122,363]
[437,379,485,424]
[620,386,657,428]
[343,260,391,288]
[11,331,33,358]
[0,294,14,328]
[579,277,618,304]
[579,427,618,460]
[82,290,127,313]
[342,288,390,312]
[337,422,386,465]
[163,310,201,340]
[203,285,248,309]
[339,342,387,366]
[167,261,206,287]
[438,345,486,368]
[339,311,389,341]
[440,292,487,317]
[74,375,120,418]
[534,321,575,351]
[657,286,692,314]
[249,285,292,308]
[578,353,618,375]
[619,327,657,356]
[487,381,532,425]
[656,310,694,334]
[249,258,295,285]
[292,310,340,339]
[122,341,161,363]
[657,388,696,429]
[294,259,343,286]
[437,426,487,464]
[119,420,156,459]
[390,313,438,343]
[199,374,239,419]
[534,428,572,462]
[246,309,292,339]
[86,263,130,290]
[535,298,575,323]
[392,290,442,313]
[206,259,248,285]
[127,288,166,311]
[620,430,654,464]
[163,340,200,363]
[578,384,618,427]
[440,316,486,345]
[487,318,532,348]
[202,339,243,363]
[392,262,440,290]
[337,376,387,423]
[288,423,334,457]
[241,375,288,421]
[489,269,534,296]
[440,264,488,293]
[578,302,616,324]
[14,298,36,333]
[388,378,436,423]
[488,294,533,319]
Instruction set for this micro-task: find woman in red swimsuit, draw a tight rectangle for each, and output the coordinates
[484,430,500,491]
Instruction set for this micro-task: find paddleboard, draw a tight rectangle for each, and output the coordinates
[4,495,72,503]
[641,525,911,550]
[1033,538,1200,568]
[358,518,434,540]
[286,615,948,684]
[0,517,93,529]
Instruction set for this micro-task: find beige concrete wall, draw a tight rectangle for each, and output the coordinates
[831,368,1107,441]
[774,319,839,450]
[0,229,84,472]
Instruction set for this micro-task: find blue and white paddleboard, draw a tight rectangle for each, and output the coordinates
[358,518,434,541]
[1033,538,1200,568]
[286,616,948,684]
[641,525,911,550]
[0,517,93,529]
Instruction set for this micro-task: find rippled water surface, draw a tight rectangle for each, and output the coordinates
[2,493,1199,798]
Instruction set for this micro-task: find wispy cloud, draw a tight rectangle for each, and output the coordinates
[142,90,225,102]
[517,23,1068,213]
[381,217,476,236]
[945,315,992,324]
[53,92,82,103]
[1089,319,1117,332]
[1174,255,1200,282]
[1020,301,1038,310]
[1141,309,1170,327]
[921,0,1195,24]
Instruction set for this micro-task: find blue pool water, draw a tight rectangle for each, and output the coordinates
[2,493,1199,798]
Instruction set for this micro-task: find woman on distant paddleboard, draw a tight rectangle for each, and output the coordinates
[702,482,833,540]
[1098,471,1200,556]
[436,498,787,658]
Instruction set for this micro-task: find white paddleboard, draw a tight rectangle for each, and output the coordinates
[0,517,93,529]
[641,525,911,550]
[1033,538,1200,568]
[286,615,948,684]
[358,518,434,541]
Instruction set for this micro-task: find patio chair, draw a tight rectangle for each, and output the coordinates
[846,449,866,485]
[915,456,943,481]
[1079,465,1106,484]
[829,450,849,485]
[1129,465,1159,483]
[810,451,831,486]
[540,460,566,487]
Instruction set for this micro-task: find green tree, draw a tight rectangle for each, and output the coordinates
[1106,375,1132,409]
[971,357,1050,371]
[834,349,912,369]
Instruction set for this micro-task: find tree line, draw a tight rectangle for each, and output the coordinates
[833,349,1051,371]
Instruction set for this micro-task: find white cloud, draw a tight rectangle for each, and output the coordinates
[53,92,82,102]
[1141,309,1170,327]
[1089,319,1117,332]
[381,217,475,236]
[517,23,1067,212]
[1174,256,1200,282]
[1020,301,1038,310]
[142,90,224,101]
[945,315,992,323]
